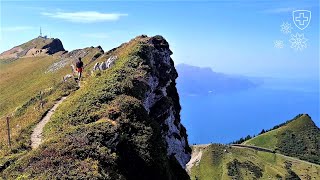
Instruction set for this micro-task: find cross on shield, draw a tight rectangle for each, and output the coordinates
[292,10,311,30]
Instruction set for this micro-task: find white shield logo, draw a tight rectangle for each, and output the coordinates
[293,10,311,30]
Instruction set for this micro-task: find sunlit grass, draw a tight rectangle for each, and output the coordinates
[190,144,320,179]
[243,114,320,164]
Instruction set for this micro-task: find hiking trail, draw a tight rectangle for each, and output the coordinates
[231,144,320,167]
[31,96,67,149]
[186,144,210,173]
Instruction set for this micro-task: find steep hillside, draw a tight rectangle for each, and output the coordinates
[243,114,320,164]
[0,36,103,116]
[0,37,107,174]
[1,35,191,179]
[189,144,320,180]
[0,37,107,180]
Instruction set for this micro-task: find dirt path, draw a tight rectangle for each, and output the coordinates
[231,144,320,167]
[31,97,67,149]
[186,144,210,173]
[231,144,275,153]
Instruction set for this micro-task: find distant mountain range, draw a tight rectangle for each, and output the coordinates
[176,64,261,95]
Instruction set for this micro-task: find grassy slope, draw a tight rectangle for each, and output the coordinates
[0,39,102,116]
[0,56,62,115]
[0,46,103,170]
[243,114,320,164]
[190,144,320,180]
[19,37,55,49]
[1,36,189,179]
[190,145,224,179]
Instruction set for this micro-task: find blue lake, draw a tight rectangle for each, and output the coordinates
[178,78,320,144]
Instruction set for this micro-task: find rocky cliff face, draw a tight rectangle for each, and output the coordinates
[2,35,191,180]
[42,38,65,54]
[91,35,191,168]
[142,36,191,168]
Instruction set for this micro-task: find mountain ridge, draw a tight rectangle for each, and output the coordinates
[0,37,65,62]
[188,114,320,179]
[243,114,320,164]
[189,143,320,180]
[0,35,191,179]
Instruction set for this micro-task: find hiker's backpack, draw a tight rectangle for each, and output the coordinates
[76,61,83,68]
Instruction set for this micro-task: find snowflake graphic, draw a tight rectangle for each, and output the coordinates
[280,22,293,34]
[274,40,284,49]
[289,33,308,51]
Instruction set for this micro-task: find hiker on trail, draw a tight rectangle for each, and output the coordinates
[76,57,84,80]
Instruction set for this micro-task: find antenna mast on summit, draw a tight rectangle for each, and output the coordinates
[40,27,42,37]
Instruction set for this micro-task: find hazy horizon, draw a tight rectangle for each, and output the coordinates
[1,0,319,80]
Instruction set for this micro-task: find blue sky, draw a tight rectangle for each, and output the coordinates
[1,0,319,79]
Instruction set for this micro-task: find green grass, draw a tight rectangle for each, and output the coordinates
[0,79,78,170]
[19,37,56,50]
[190,145,224,180]
[0,43,104,175]
[0,55,69,153]
[243,129,279,150]
[1,35,189,179]
[243,114,320,164]
[0,56,61,115]
[190,144,320,180]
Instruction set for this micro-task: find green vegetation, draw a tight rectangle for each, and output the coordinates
[231,135,253,144]
[0,45,99,147]
[1,35,189,179]
[243,114,320,164]
[190,144,225,179]
[0,55,77,151]
[0,38,113,178]
[0,55,61,115]
[231,114,303,145]
[190,144,320,180]
[227,159,262,179]
[0,79,78,174]
[19,37,59,50]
